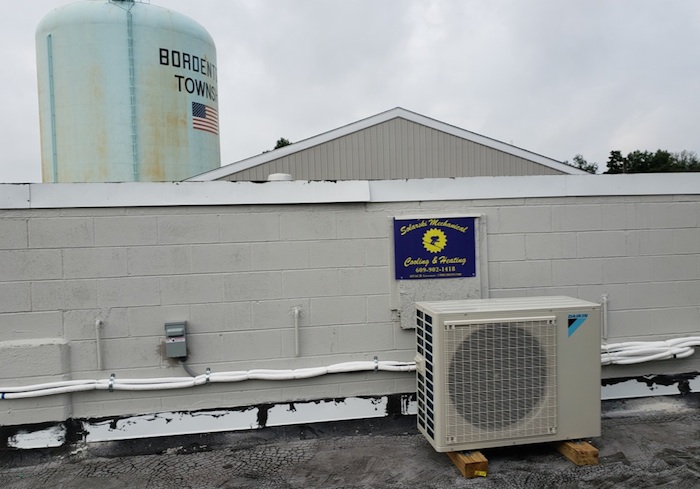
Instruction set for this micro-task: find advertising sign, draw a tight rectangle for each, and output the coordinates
[393,217,476,280]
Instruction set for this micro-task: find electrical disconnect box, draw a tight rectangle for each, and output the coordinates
[164,321,187,358]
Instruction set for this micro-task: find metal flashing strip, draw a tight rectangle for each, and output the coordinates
[5,375,700,449]
[2,173,700,210]
[21,180,372,209]
[0,185,30,209]
[4,395,418,449]
[368,173,700,203]
[602,372,700,400]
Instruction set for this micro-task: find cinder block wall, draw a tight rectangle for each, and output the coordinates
[1,194,699,425]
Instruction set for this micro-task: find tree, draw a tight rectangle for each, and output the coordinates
[605,150,626,174]
[570,154,598,174]
[673,150,700,171]
[262,137,293,154]
[604,149,700,173]
[273,138,292,150]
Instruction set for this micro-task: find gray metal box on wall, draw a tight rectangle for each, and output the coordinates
[164,322,187,358]
[415,296,601,452]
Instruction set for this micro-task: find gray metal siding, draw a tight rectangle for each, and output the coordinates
[220,118,564,181]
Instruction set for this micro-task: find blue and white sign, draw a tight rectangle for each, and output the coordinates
[393,217,476,280]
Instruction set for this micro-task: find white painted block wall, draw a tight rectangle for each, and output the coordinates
[1,190,699,426]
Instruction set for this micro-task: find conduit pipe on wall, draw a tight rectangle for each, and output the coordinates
[600,293,609,340]
[0,361,416,400]
[5,337,700,399]
[601,337,700,365]
[95,319,103,370]
[292,306,302,357]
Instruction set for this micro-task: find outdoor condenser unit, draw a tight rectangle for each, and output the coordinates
[415,296,601,452]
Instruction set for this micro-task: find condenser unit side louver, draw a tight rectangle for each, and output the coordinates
[415,296,601,453]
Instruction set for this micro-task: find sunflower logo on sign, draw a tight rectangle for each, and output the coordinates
[422,228,447,253]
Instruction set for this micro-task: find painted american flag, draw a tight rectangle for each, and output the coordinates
[192,102,219,135]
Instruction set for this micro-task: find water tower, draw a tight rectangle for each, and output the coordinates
[36,0,221,182]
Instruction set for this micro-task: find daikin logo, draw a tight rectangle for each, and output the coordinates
[567,314,589,337]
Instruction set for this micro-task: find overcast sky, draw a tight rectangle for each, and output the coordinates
[2,0,699,182]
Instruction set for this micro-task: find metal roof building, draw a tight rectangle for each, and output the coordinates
[188,108,587,182]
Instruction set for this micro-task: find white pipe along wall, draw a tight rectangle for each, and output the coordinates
[1,361,415,399]
[3,341,700,399]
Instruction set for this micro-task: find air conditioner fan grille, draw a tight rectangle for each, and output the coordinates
[445,320,557,442]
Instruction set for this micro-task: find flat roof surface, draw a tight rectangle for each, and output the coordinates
[2,393,699,488]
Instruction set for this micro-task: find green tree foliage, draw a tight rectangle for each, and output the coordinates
[273,138,292,150]
[262,137,293,154]
[569,154,598,174]
[604,149,700,173]
[672,150,700,171]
